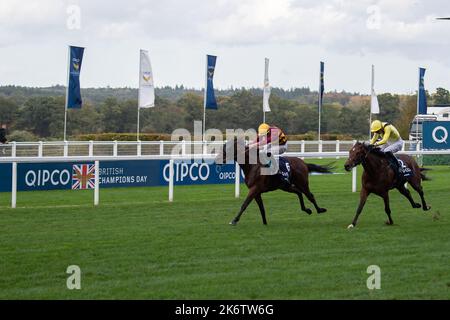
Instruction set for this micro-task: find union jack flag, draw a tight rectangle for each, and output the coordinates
[72,164,96,190]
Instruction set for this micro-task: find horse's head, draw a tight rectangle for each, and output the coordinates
[344,141,369,171]
[215,137,247,164]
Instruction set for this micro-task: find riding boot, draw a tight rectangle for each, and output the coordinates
[385,151,401,182]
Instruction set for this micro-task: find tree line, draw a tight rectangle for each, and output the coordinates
[0,85,449,141]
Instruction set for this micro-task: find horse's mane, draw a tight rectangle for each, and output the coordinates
[360,142,388,159]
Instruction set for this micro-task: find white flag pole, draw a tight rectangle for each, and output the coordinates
[137,50,142,141]
[262,58,271,123]
[369,65,374,140]
[63,45,70,141]
[416,68,420,143]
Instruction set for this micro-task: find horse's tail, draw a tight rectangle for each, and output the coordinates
[306,163,335,174]
[420,167,431,181]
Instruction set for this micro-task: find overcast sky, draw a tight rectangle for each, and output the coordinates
[0,0,449,94]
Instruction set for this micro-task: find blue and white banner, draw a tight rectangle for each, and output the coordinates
[319,61,324,109]
[418,67,427,115]
[0,160,243,192]
[205,54,217,109]
[423,121,450,150]
[66,45,85,109]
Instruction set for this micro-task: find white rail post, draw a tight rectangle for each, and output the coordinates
[11,162,17,208]
[38,141,43,157]
[235,162,240,198]
[352,166,357,193]
[335,140,340,159]
[11,141,16,158]
[202,140,206,155]
[64,141,69,157]
[181,140,186,156]
[94,160,100,206]
[113,140,118,157]
[318,140,323,159]
[137,140,142,156]
[89,140,94,157]
[300,140,305,159]
[160,140,164,156]
[169,159,174,202]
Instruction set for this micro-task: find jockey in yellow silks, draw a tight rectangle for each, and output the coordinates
[370,120,405,180]
[370,120,404,153]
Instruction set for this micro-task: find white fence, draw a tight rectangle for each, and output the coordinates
[0,139,423,158]
[1,144,450,209]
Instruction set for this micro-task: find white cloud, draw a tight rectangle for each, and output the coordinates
[0,0,449,92]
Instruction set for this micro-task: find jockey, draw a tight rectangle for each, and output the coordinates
[249,123,290,184]
[251,123,288,156]
[370,120,404,179]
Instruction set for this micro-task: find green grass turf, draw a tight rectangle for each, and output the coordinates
[0,160,448,299]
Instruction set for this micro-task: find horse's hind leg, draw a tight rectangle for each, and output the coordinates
[301,186,326,214]
[382,192,394,225]
[254,195,267,225]
[397,184,421,209]
[296,192,312,215]
[281,184,312,215]
[230,188,257,225]
[410,181,431,211]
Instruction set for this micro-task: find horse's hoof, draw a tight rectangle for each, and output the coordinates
[229,220,237,226]
[385,220,394,225]
[424,205,431,211]
[347,224,354,229]
[413,203,421,208]
[317,208,327,214]
[305,208,312,215]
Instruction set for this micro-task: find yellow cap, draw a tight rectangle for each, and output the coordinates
[370,120,382,133]
[258,123,270,135]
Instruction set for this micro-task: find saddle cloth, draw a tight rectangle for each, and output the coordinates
[278,157,291,183]
[396,158,413,178]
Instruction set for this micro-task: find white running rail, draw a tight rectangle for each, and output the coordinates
[1,145,449,209]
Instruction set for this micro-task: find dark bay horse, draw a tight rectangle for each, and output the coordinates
[217,138,333,225]
[344,142,430,228]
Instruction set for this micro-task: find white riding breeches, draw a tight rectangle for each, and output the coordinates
[379,139,404,153]
[260,143,287,155]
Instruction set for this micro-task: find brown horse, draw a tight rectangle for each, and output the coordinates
[217,138,333,225]
[344,142,430,228]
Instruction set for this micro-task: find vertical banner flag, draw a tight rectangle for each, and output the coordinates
[319,61,324,110]
[263,58,271,112]
[371,64,380,114]
[205,54,217,109]
[66,46,85,109]
[138,49,155,108]
[418,67,427,115]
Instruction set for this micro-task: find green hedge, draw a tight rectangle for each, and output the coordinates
[422,155,450,166]
[76,133,172,141]
[76,132,356,142]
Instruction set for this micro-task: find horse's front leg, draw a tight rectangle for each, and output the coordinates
[382,192,394,225]
[254,194,267,225]
[348,187,369,229]
[230,187,257,226]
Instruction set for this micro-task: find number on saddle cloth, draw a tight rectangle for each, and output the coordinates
[278,157,291,183]
[397,158,413,178]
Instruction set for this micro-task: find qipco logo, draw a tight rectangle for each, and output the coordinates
[163,162,210,182]
[25,169,71,187]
